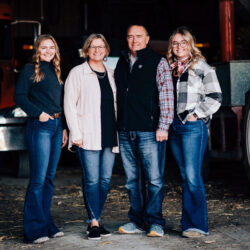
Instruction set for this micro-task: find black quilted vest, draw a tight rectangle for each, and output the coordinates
[115,47,162,131]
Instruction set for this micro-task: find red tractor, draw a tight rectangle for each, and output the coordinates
[0,2,41,177]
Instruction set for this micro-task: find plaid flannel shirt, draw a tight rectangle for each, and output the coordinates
[176,59,222,123]
[156,58,174,132]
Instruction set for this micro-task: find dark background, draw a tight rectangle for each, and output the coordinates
[1,0,250,178]
[2,0,250,78]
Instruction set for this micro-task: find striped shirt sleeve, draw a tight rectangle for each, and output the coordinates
[156,57,174,132]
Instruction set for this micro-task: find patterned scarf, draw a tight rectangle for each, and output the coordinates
[170,57,191,77]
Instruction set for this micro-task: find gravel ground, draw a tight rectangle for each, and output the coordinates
[0,159,249,249]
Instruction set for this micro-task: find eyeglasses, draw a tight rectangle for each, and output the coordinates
[172,41,188,48]
[89,46,106,50]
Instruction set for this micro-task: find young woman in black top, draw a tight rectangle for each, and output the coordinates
[14,34,68,244]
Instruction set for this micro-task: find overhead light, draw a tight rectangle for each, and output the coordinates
[22,45,33,50]
[196,43,210,48]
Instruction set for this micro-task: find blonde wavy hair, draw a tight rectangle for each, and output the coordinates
[82,33,110,59]
[32,34,63,84]
[167,27,205,69]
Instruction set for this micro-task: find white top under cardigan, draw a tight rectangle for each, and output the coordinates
[64,61,119,153]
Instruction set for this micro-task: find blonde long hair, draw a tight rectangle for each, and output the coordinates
[167,27,205,69]
[32,34,63,84]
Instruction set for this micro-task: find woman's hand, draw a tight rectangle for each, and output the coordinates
[62,129,68,148]
[39,112,54,122]
[187,114,198,121]
[73,139,83,148]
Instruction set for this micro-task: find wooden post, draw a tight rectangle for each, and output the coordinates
[219,0,235,61]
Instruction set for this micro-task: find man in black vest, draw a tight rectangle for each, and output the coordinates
[115,25,174,237]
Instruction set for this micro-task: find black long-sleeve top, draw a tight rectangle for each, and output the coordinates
[94,70,117,148]
[14,61,63,118]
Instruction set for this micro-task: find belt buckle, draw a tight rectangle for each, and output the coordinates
[53,112,60,119]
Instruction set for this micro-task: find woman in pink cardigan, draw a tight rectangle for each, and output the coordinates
[64,34,118,240]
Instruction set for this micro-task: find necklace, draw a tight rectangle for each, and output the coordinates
[88,63,107,79]
[94,70,107,79]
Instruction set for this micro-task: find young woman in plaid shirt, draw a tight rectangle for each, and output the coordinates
[167,27,222,238]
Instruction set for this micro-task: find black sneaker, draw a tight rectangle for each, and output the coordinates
[99,225,112,237]
[88,226,101,240]
[86,224,91,235]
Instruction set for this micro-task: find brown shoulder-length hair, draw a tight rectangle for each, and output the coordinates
[82,33,110,59]
[167,27,205,69]
[32,34,63,84]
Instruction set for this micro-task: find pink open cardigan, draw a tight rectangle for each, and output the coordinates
[64,61,119,153]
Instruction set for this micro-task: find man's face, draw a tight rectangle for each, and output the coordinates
[127,26,150,56]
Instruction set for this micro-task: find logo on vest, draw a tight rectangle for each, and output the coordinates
[138,65,143,69]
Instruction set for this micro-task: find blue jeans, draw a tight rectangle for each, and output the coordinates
[169,116,209,235]
[119,131,165,228]
[24,118,63,242]
[76,147,115,223]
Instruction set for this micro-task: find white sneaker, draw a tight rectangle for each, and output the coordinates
[33,236,49,244]
[51,231,64,238]
[182,231,205,238]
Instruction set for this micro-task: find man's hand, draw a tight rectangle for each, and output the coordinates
[156,130,168,142]
[62,129,68,148]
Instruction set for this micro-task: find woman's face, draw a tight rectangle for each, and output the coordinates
[38,39,56,62]
[87,38,107,63]
[171,33,191,60]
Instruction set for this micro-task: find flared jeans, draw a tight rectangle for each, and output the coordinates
[24,118,62,242]
[169,116,209,235]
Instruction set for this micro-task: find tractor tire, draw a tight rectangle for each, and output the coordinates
[242,95,250,182]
